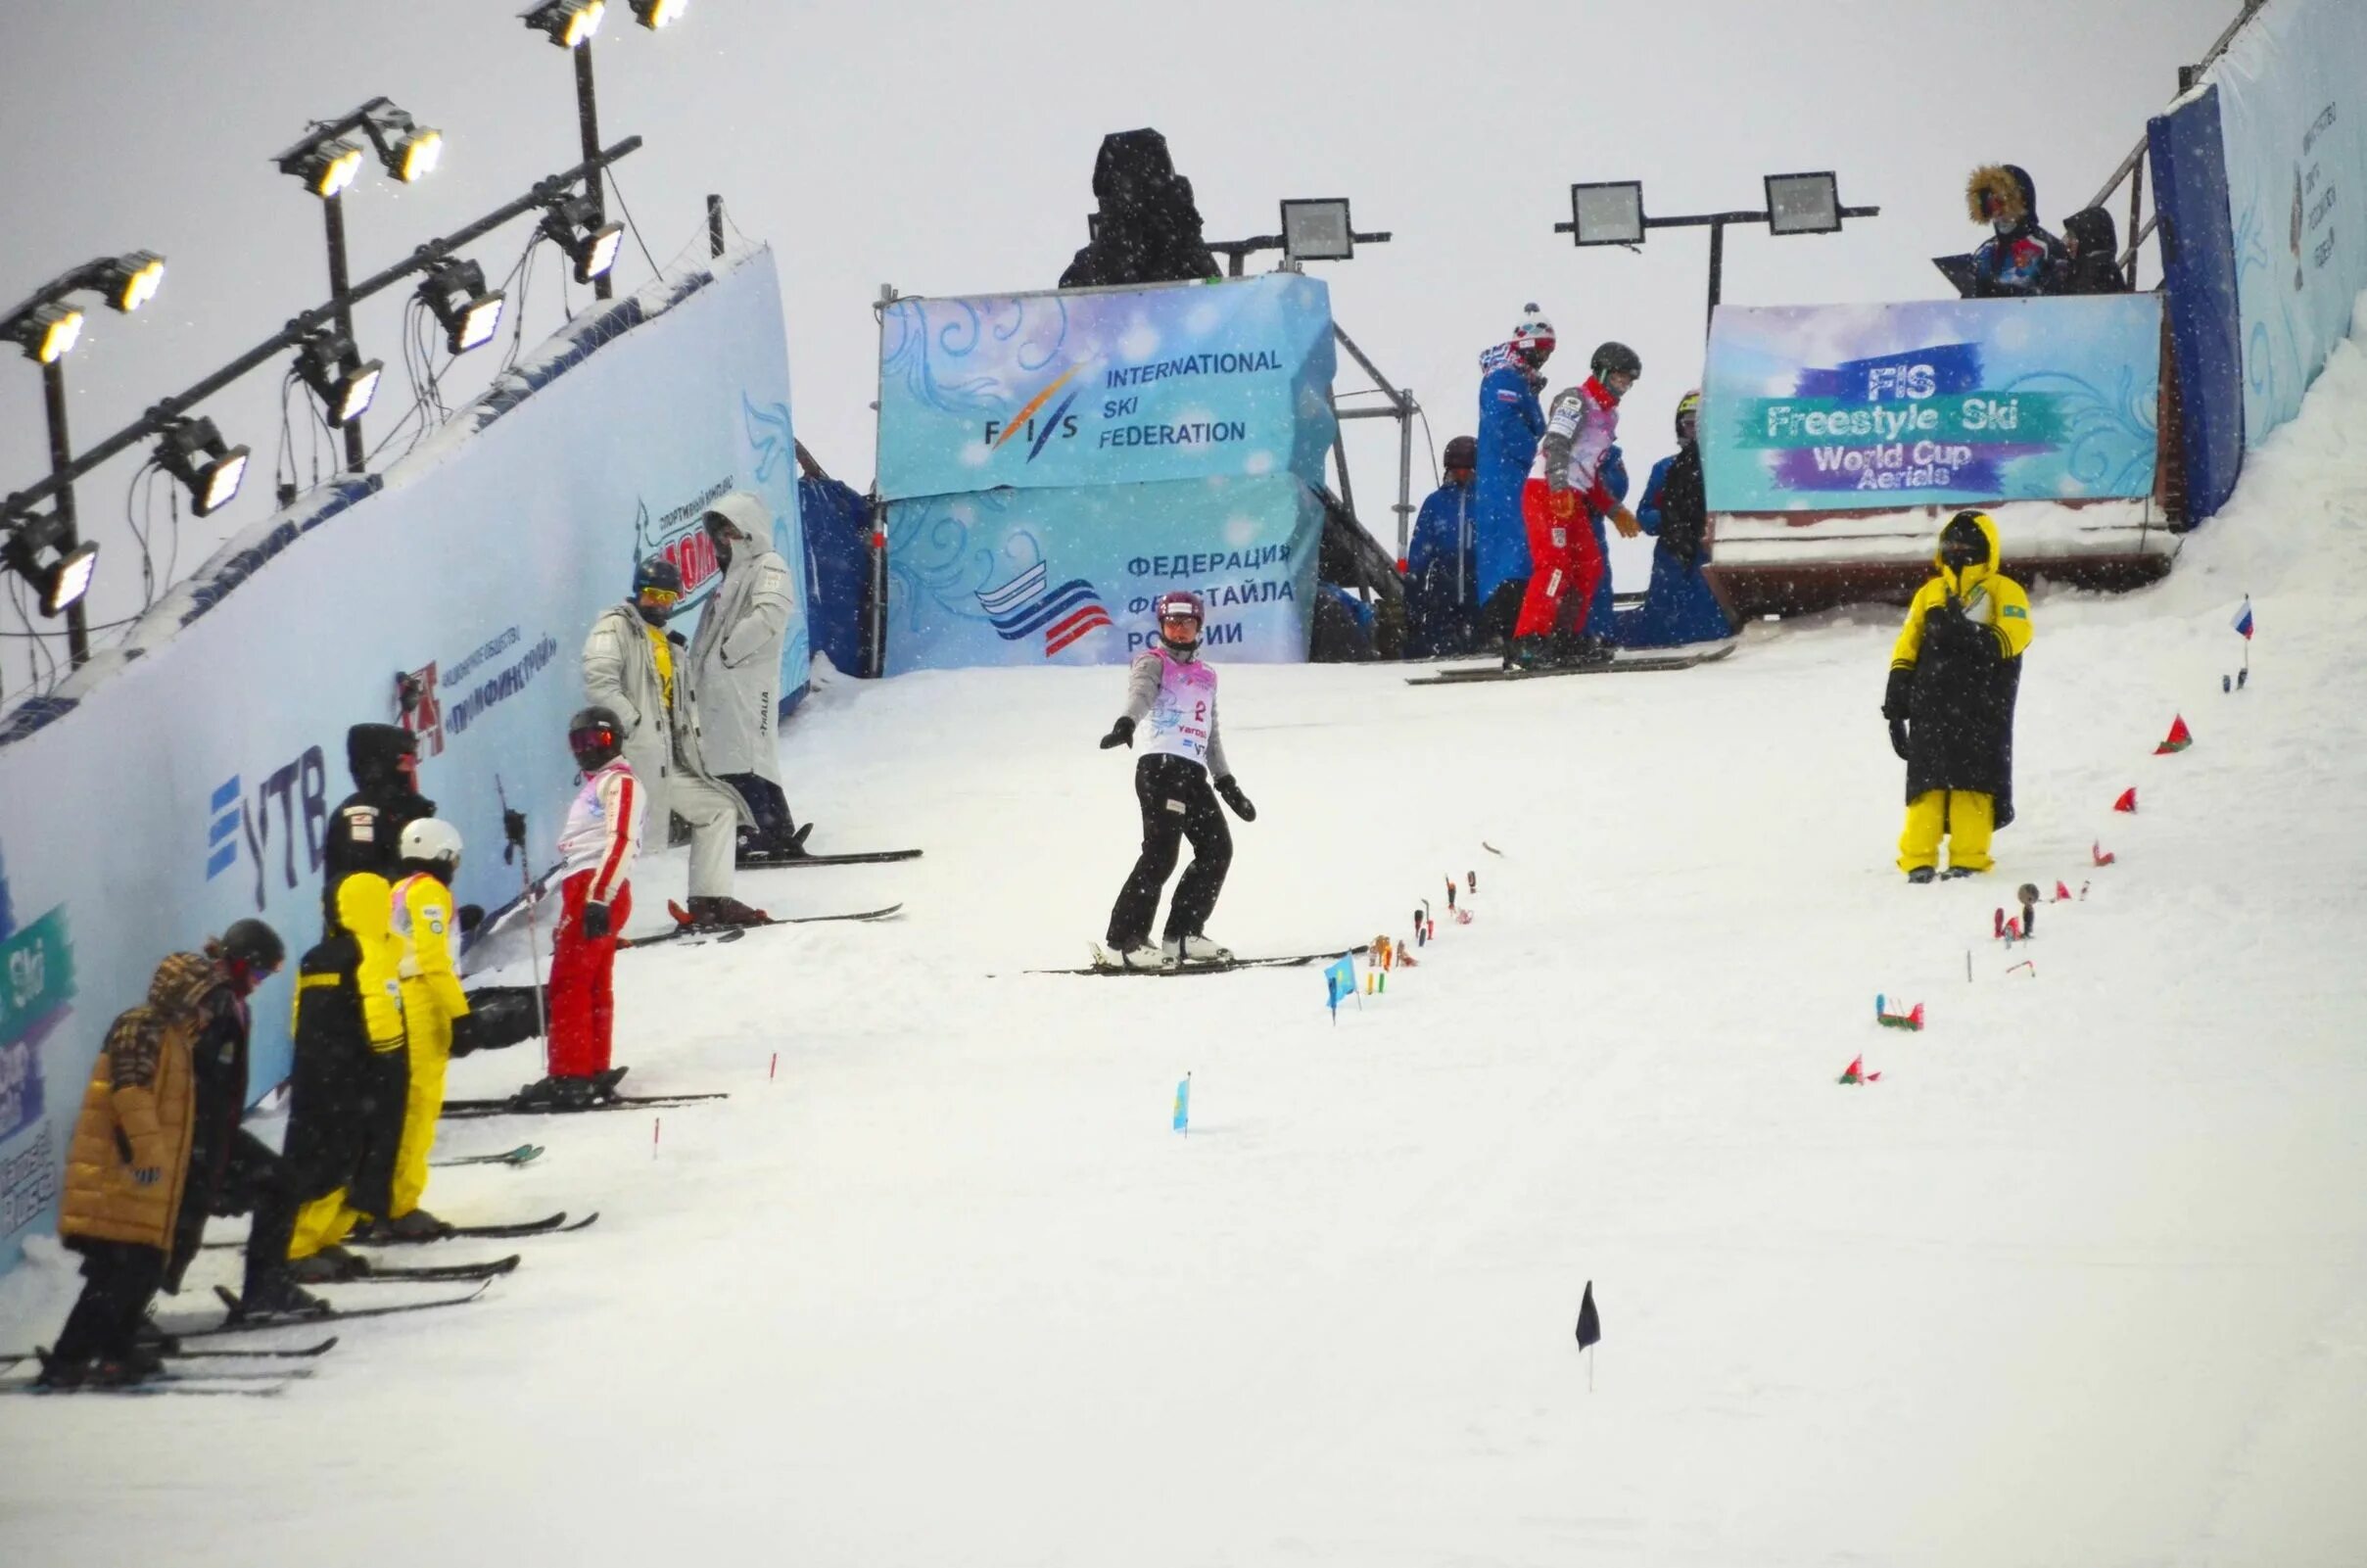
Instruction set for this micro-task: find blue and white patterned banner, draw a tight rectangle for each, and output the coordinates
[876,274,1337,500]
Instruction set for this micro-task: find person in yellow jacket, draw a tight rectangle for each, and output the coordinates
[357,818,481,1242]
[1880,509,2033,880]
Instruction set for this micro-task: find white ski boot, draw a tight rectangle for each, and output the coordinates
[1166,933,1233,968]
[1097,940,1164,972]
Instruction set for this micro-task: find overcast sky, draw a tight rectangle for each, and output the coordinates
[0,0,2238,684]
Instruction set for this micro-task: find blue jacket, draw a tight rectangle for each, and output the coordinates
[1616,453,1735,649]
[1406,479,1476,594]
[1476,358,1544,477]
[1473,356,1546,600]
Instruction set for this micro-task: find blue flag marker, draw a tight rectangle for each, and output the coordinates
[1323,955,1355,1020]
[1172,1072,1191,1134]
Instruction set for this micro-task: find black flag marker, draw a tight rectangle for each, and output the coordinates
[1575,1280,1601,1351]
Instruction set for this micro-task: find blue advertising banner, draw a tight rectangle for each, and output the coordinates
[876,274,1338,500]
[1702,296,2162,512]
[883,474,1321,674]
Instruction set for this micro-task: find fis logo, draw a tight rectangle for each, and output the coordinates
[982,367,1083,462]
[976,561,1110,657]
[203,749,330,913]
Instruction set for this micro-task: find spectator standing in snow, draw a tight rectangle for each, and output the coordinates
[1965,165,2068,298]
[1403,435,1481,656]
[2059,208,2131,295]
[685,494,811,864]
[1620,391,1737,649]
[1473,308,1556,647]
[1883,510,2033,882]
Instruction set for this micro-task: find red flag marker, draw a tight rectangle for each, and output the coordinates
[2154,715,2194,754]
[2054,880,2073,902]
[1838,1054,1867,1084]
[1993,907,2006,939]
[2112,786,2138,813]
[2092,840,2116,867]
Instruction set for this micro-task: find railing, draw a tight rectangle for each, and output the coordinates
[2089,0,2266,286]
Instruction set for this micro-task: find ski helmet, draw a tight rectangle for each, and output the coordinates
[1675,390,1702,445]
[398,817,463,874]
[1590,341,1642,384]
[1511,304,1556,368]
[215,918,286,983]
[633,556,685,623]
[569,705,627,772]
[1155,590,1205,653]
[1443,435,1479,473]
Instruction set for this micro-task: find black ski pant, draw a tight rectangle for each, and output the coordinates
[722,773,797,851]
[1479,578,1528,651]
[53,1240,166,1365]
[1107,753,1231,950]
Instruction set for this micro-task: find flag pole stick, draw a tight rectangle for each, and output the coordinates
[1587,1347,1594,1394]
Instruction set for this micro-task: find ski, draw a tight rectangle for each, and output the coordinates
[1020,943,1369,977]
[619,901,904,949]
[431,1143,545,1168]
[736,847,923,869]
[0,1372,300,1399]
[179,1280,493,1339]
[330,1253,521,1284]
[439,1091,730,1119]
[0,1336,338,1369]
[1405,642,1736,686]
[357,1212,597,1244]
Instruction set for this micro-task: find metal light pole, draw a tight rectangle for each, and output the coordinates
[573,42,613,302]
[320,193,367,469]
[39,358,90,666]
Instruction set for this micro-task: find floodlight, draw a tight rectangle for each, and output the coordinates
[2,509,98,616]
[630,0,685,27]
[96,251,166,313]
[1569,181,1645,247]
[155,416,251,517]
[361,103,444,183]
[283,137,366,198]
[8,302,82,363]
[1765,171,1842,236]
[541,195,625,284]
[294,330,383,428]
[417,258,505,354]
[1280,199,1354,262]
[520,0,606,47]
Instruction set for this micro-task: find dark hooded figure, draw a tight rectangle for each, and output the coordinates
[2059,207,2131,295]
[319,724,435,936]
[1965,165,2068,298]
[1060,129,1219,289]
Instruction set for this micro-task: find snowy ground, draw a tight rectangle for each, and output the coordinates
[5,333,2365,1566]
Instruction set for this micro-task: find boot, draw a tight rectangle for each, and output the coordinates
[381,1208,454,1242]
[1560,636,1615,667]
[1905,867,1937,884]
[1503,635,1548,671]
[1106,941,1163,972]
[684,894,771,927]
[133,1313,182,1354]
[88,1345,168,1387]
[234,1275,331,1322]
[286,1246,369,1284]
[1175,933,1234,965]
[33,1350,92,1390]
[1939,866,1982,879]
[593,1065,631,1100]
[512,1074,600,1112]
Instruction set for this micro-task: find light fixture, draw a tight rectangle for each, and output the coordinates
[2,508,98,616]
[8,302,83,363]
[155,416,251,517]
[417,259,505,354]
[541,194,624,283]
[520,0,606,47]
[282,137,366,199]
[95,251,166,313]
[1280,198,1355,263]
[360,102,443,183]
[1765,170,1843,236]
[294,329,383,428]
[1567,181,1646,247]
[629,0,684,27]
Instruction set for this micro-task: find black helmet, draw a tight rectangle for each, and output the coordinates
[633,556,685,624]
[1443,435,1478,472]
[569,705,627,772]
[347,723,418,788]
[1590,341,1642,382]
[215,919,286,986]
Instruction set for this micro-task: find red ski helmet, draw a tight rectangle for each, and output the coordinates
[1154,590,1205,626]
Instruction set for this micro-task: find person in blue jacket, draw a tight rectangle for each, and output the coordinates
[1580,445,1632,650]
[1616,390,1736,649]
[1472,306,1555,648]
[1402,436,1480,656]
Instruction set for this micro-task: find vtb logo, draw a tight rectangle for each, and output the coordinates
[982,366,1083,462]
[204,748,330,913]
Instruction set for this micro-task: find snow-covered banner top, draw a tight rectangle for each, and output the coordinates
[875,274,1338,501]
[1701,295,2161,512]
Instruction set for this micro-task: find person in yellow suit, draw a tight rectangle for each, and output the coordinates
[1881,509,2033,881]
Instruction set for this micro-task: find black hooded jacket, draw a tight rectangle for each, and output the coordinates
[1060,129,1219,289]
[2059,208,2131,294]
[320,724,434,935]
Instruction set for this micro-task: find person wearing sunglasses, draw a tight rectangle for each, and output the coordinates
[583,557,769,929]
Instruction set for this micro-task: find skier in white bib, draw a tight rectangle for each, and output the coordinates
[1097,591,1257,970]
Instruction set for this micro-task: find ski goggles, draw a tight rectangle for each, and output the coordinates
[638,586,682,607]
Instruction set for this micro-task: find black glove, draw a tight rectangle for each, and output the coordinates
[1099,716,1136,750]
[1923,600,1987,657]
[502,807,528,864]
[1889,718,1912,760]
[1881,665,1915,723]
[581,901,611,940]
[449,1012,485,1059]
[1215,776,1256,822]
[456,903,484,936]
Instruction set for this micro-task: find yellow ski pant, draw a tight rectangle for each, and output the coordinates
[389,989,453,1219]
[1898,789,1995,875]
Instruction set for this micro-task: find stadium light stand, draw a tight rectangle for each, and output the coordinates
[7,302,83,365]
[417,259,506,354]
[276,98,443,472]
[2,507,99,617]
[95,251,166,314]
[630,0,685,27]
[1555,174,1877,336]
[154,416,250,518]
[293,328,383,428]
[524,0,680,301]
[542,192,625,284]
[1212,198,1392,277]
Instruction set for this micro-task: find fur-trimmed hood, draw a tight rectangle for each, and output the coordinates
[1966,164,2038,227]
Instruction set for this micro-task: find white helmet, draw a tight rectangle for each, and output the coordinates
[398,817,463,871]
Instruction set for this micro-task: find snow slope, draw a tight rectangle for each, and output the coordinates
[4,318,2364,1566]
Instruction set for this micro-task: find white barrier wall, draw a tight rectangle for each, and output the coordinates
[0,245,805,1275]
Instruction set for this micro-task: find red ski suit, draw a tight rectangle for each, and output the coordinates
[1515,377,1621,640]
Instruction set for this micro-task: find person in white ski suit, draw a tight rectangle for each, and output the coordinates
[683,493,806,861]
[582,558,765,926]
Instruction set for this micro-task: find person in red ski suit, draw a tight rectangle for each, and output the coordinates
[1513,342,1642,669]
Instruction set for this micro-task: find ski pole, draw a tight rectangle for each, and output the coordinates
[497,776,550,1069]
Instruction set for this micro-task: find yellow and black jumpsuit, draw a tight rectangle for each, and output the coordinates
[388,871,470,1218]
[285,871,409,1259]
